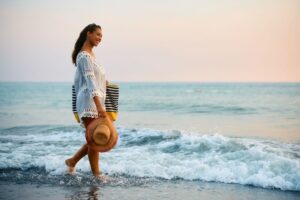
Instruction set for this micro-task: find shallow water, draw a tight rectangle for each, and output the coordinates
[0,82,299,198]
[0,125,299,191]
[1,180,300,200]
[0,82,299,141]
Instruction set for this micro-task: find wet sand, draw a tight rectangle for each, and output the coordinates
[1,180,299,200]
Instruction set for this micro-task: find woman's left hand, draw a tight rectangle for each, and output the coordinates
[106,80,109,86]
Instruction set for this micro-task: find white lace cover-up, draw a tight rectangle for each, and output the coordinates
[74,51,106,128]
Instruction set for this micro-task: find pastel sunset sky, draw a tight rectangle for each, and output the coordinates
[0,0,299,82]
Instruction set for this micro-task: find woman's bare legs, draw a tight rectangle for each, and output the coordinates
[66,143,106,180]
[86,143,108,181]
[65,143,88,175]
[84,117,109,181]
[65,117,92,175]
[87,146,100,176]
[65,117,107,181]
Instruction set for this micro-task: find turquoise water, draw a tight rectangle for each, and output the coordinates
[0,82,300,192]
[0,82,299,140]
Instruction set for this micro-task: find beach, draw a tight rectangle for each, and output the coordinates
[1,179,300,200]
[0,82,299,199]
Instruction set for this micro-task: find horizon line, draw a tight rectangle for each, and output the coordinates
[0,80,299,84]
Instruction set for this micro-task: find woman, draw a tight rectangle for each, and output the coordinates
[65,23,109,181]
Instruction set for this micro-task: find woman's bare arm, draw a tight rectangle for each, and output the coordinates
[93,80,109,115]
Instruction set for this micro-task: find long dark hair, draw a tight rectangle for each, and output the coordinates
[72,23,101,66]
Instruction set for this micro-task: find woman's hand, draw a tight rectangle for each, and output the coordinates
[97,106,107,119]
[106,80,109,86]
[97,106,107,118]
[93,96,107,119]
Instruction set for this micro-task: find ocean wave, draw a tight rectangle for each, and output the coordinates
[187,104,257,114]
[122,102,258,115]
[0,125,299,191]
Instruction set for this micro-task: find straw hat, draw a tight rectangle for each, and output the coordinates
[85,116,118,152]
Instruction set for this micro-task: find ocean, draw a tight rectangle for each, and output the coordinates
[0,82,299,199]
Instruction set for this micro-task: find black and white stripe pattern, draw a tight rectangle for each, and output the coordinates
[105,84,119,112]
[72,84,77,113]
[72,84,119,113]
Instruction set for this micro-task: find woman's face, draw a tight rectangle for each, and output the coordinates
[87,28,102,47]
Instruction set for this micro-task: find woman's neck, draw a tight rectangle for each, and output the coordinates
[81,42,93,53]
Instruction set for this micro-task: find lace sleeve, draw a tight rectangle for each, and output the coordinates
[78,55,104,98]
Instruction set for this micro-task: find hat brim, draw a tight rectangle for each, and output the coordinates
[85,117,118,152]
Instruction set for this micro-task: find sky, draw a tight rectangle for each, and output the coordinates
[0,0,299,82]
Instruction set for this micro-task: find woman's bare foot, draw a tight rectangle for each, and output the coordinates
[95,173,109,183]
[65,158,75,175]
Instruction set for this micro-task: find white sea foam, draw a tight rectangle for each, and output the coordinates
[0,125,299,191]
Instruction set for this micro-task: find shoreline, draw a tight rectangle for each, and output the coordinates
[1,179,299,200]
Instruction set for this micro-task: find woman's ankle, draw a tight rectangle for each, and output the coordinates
[65,158,76,167]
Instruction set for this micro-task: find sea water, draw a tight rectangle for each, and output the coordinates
[0,82,299,195]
